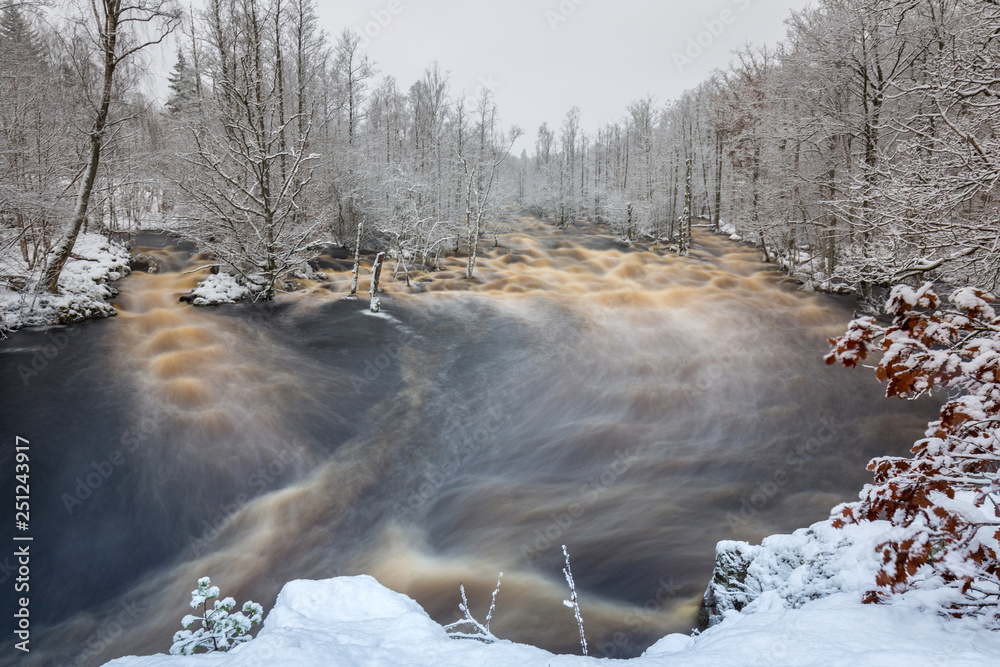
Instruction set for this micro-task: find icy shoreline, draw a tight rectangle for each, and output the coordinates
[105,515,1000,666]
[0,233,131,333]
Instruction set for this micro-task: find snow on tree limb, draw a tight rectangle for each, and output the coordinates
[828,282,1000,625]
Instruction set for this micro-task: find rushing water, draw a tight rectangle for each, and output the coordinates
[0,219,936,664]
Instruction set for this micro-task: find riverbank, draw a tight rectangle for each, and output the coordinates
[106,514,1000,666]
[0,233,131,334]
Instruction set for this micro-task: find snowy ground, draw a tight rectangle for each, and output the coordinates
[106,516,1000,667]
[0,233,131,332]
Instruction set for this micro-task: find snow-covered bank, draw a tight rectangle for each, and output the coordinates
[0,233,131,332]
[106,516,1000,667]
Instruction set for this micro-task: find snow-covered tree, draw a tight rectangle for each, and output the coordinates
[40,0,179,293]
[459,91,520,279]
[179,0,321,299]
[166,48,198,115]
[171,576,264,654]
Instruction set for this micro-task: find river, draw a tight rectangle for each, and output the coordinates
[0,218,936,664]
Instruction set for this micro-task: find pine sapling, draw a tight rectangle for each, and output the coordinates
[170,577,264,655]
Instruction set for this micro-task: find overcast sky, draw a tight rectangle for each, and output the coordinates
[313,0,813,153]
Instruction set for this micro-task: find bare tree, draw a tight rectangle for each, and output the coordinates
[180,0,320,299]
[333,28,374,146]
[40,0,179,293]
[459,93,520,279]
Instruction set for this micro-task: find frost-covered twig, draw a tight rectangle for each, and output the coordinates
[485,572,502,631]
[562,545,588,656]
[444,573,503,643]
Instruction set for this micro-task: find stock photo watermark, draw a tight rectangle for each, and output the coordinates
[673,0,753,72]
[519,448,635,564]
[354,0,409,48]
[545,0,589,32]
[599,575,683,658]
[72,596,150,666]
[188,443,303,557]
[60,408,172,515]
[15,324,81,386]
[725,415,843,533]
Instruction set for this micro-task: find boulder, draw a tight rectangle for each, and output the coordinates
[129,253,159,273]
[697,541,758,631]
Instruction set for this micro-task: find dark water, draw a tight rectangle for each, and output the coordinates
[0,221,937,664]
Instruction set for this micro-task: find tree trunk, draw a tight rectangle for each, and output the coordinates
[466,217,481,280]
[626,202,634,244]
[713,131,723,231]
[680,157,692,254]
[41,7,120,294]
[350,221,363,295]
[369,251,385,312]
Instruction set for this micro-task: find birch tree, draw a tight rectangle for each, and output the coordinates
[460,93,520,279]
[40,0,179,293]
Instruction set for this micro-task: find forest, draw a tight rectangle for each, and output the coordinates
[4,0,1000,317]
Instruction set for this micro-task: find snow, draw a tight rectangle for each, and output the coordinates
[189,578,221,608]
[705,519,893,617]
[105,516,1000,667]
[108,577,569,667]
[951,287,996,318]
[188,273,250,306]
[1,232,131,332]
[813,280,854,295]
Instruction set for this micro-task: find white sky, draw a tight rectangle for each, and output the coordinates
[314,0,814,153]
[145,0,813,153]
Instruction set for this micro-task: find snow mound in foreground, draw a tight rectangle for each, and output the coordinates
[188,273,250,306]
[1,233,131,330]
[108,576,563,667]
[106,526,1000,667]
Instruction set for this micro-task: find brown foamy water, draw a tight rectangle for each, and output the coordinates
[6,220,937,664]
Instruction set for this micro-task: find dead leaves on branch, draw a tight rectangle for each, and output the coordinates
[827,282,1000,624]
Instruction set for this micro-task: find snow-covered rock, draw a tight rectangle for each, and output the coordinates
[698,518,890,629]
[1,232,131,331]
[188,273,250,306]
[814,280,855,295]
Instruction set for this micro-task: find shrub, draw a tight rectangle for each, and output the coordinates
[170,576,264,655]
[827,283,1000,624]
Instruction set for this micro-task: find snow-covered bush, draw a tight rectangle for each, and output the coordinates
[827,283,1000,624]
[700,518,898,627]
[170,577,263,655]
